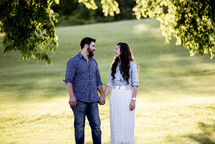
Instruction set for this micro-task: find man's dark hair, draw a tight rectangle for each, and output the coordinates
[80,37,96,49]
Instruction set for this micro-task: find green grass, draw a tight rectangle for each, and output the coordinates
[0,19,215,144]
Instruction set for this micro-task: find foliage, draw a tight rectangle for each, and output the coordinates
[78,0,120,16]
[54,0,136,26]
[0,0,59,65]
[78,0,97,10]
[133,0,215,58]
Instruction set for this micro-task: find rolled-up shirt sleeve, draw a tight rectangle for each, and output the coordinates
[95,62,103,86]
[64,59,76,84]
[106,67,113,88]
[131,62,139,87]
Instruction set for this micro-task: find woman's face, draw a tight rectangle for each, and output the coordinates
[115,45,121,58]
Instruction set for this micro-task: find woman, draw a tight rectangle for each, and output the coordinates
[104,42,139,144]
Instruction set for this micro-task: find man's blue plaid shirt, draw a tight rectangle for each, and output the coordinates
[64,52,103,103]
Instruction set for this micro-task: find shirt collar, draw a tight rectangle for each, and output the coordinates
[78,52,84,58]
[78,52,92,60]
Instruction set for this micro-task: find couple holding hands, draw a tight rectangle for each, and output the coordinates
[64,37,139,144]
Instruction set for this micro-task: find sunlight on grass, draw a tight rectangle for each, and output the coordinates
[1,94,215,144]
[132,24,156,34]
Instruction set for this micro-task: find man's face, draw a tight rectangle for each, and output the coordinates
[87,42,96,57]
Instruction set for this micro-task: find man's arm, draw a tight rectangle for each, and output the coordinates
[97,85,105,105]
[95,61,105,105]
[66,82,77,108]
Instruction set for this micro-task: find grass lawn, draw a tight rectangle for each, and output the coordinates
[0,19,215,144]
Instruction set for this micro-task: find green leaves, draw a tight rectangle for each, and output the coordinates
[78,0,98,10]
[132,0,215,59]
[0,0,58,65]
[54,0,59,4]
[78,0,120,16]
[101,0,120,16]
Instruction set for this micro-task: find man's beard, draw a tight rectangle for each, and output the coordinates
[87,47,94,57]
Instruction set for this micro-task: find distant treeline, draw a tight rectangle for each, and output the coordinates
[53,0,136,26]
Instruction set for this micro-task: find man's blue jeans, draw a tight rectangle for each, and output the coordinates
[71,100,101,144]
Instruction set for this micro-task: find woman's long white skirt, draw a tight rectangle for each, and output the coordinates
[110,88,135,144]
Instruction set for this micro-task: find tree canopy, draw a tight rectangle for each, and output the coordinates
[53,0,136,26]
[0,0,59,65]
[0,0,214,64]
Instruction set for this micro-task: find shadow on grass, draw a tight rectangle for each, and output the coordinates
[0,72,67,101]
[187,122,215,144]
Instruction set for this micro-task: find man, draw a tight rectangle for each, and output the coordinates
[64,37,105,144]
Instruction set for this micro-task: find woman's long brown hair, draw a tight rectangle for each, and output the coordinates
[111,42,138,84]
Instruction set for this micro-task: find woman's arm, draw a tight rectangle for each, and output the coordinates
[104,86,112,97]
[99,86,112,105]
[130,85,138,111]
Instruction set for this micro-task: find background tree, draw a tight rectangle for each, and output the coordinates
[0,0,59,65]
[53,0,136,26]
[133,0,215,58]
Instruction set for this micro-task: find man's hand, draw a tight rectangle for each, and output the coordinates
[99,95,105,105]
[69,96,77,108]
[130,100,136,111]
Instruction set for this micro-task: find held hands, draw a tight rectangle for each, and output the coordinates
[69,96,77,108]
[99,93,105,105]
[130,100,136,111]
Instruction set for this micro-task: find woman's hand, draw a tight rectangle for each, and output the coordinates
[99,94,106,105]
[130,100,136,111]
